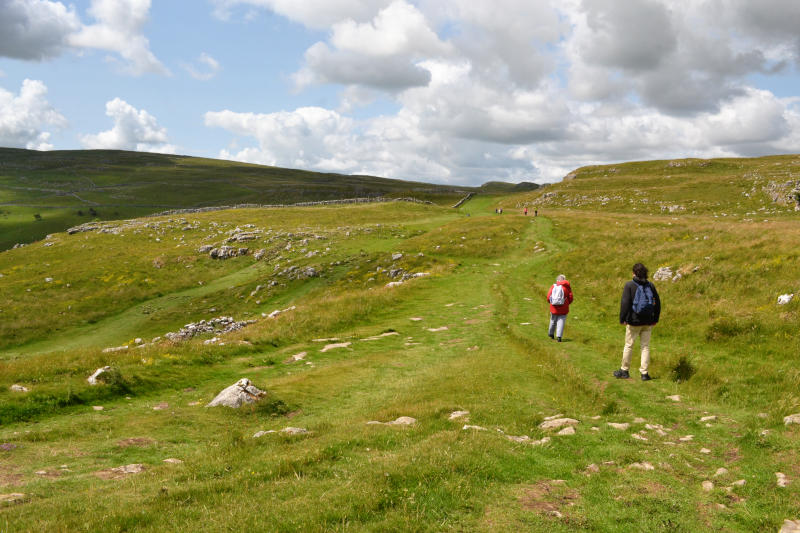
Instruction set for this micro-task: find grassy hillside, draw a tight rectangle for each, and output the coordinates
[0,157,798,531]
[0,148,482,250]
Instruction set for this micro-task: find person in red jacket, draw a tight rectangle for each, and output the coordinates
[546,274,574,342]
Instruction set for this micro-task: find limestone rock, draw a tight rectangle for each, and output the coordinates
[0,493,26,506]
[607,422,630,430]
[462,425,487,431]
[206,379,266,408]
[87,366,112,385]
[320,342,351,352]
[778,294,794,305]
[283,351,307,363]
[10,384,29,392]
[539,418,579,430]
[426,326,448,332]
[653,267,673,281]
[629,462,655,471]
[784,413,800,425]
[557,426,576,436]
[780,519,800,533]
[449,410,469,420]
[253,430,276,438]
[367,416,417,426]
[666,395,681,402]
[679,435,694,442]
[163,458,183,464]
[281,427,309,435]
[714,467,728,477]
[732,479,746,487]
[702,480,714,492]
[391,253,403,261]
[776,472,789,488]
[95,464,146,480]
[700,415,717,422]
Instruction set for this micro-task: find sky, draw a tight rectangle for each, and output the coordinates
[1,0,800,185]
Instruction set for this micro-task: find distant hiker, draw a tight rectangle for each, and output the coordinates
[499,208,503,214]
[614,263,661,381]
[534,209,538,217]
[546,274,574,342]
[524,207,528,216]
[495,208,498,214]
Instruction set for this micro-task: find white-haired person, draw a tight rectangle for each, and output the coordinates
[546,274,574,342]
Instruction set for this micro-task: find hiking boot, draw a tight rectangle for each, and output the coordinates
[548,333,555,339]
[613,369,630,379]
[640,373,652,381]
[557,337,562,342]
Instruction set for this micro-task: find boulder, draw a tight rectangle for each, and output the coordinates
[87,366,112,385]
[778,294,794,305]
[653,267,673,281]
[780,519,800,533]
[206,378,266,408]
[539,418,579,430]
[784,413,800,425]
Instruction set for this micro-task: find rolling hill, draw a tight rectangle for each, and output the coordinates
[0,155,797,531]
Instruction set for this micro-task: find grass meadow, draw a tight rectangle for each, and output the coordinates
[0,155,798,531]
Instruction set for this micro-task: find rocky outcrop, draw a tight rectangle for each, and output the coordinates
[206,378,266,408]
[209,246,248,259]
[87,366,112,385]
[164,316,255,342]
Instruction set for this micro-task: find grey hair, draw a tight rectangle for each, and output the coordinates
[556,274,566,282]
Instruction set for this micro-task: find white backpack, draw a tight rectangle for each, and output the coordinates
[549,284,566,305]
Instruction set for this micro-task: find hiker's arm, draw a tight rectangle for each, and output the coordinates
[619,285,630,324]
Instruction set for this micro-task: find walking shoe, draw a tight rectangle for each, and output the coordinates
[548,333,555,339]
[613,369,630,379]
[557,337,562,342]
[640,373,652,381]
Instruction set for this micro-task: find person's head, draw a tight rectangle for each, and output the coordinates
[632,263,648,279]
[556,274,566,282]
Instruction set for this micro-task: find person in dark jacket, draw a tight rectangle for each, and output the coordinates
[546,274,574,342]
[613,263,661,381]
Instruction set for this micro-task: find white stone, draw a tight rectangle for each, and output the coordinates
[253,430,276,438]
[679,435,694,442]
[361,332,400,341]
[633,417,646,424]
[92,406,104,411]
[462,425,487,431]
[320,342,351,352]
[702,480,714,492]
[539,418,579,430]
[784,413,800,425]
[163,458,183,464]
[700,415,717,422]
[607,422,630,430]
[629,462,655,471]
[409,317,423,321]
[449,410,469,420]
[780,520,800,533]
[543,414,564,421]
[87,366,112,385]
[732,479,746,487]
[368,416,417,426]
[666,395,681,402]
[391,253,403,261]
[777,293,794,305]
[714,467,728,477]
[281,427,309,435]
[700,448,711,454]
[385,281,404,288]
[776,472,789,488]
[632,433,648,441]
[426,326,448,332]
[206,378,266,408]
[10,384,28,392]
[557,426,576,436]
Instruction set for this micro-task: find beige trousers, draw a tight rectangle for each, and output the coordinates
[621,324,653,374]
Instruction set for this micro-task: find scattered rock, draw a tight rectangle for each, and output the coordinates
[87,366,112,385]
[162,458,183,464]
[700,448,711,454]
[584,464,600,474]
[426,326,449,332]
[165,316,255,342]
[95,464,146,480]
[702,480,714,492]
[281,427,309,435]
[732,479,746,487]
[607,422,630,430]
[92,406,104,411]
[631,433,648,441]
[152,402,169,411]
[206,378,266,408]
[540,418,579,430]
[264,306,296,319]
[629,462,655,471]
[780,520,800,533]
[714,468,729,477]
[784,413,800,425]
[653,267,673,281]
[385,281,404,288]
[633,417,646,424]
[367,416,417,426]
[253,430,276,438]
[449,410,469,420]
[209,246,248,259]
[283,351,308,363]
[361,331,400,341]
[666,395,681,402]
[700,415,717,422]
[391,253,403,261]
[197,245,213,253]
[778,294,794,305]
[776,472,789,488]
[557,427,576,436]
[10,384,29,392]
[409,317,423,321]
[0,493,26,506]
[462,425,487,431]
[320,342,351,352]
[679,435,694,442]
[543,414,564,421]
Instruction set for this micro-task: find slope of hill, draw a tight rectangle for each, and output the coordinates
[0,148,486,250]
[0,157,798,531]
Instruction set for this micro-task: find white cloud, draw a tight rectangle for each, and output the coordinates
[69,0,168,75]
[80,98,175,153]
[0,0,81,61]
[0,79,66,150]
[212,0,390,28]
[183,53,221,80]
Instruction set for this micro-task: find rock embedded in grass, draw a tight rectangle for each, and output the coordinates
[780,519,800,533]
[540,418,579,430]
[607,422,630,431]
[10,384,29,392]
[629,462,655,471]
[776,472,790,488]
[701,480,714,492]
[87,366,112,385]
[449,410,469,420]
[367,416,417,426]
[784,413,800,425]
[320,342,351,352]
[0,493,26,506]
[95,464,146,480]
[206,378,266,408]
[462,425,487,431]
[777,294,794,305]
[666,395,681,402]
[557,427,576,436]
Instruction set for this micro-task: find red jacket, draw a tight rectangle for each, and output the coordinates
[546,280,574,315]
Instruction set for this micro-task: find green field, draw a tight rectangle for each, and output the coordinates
[0,148,532,251]
[0,154,798,531]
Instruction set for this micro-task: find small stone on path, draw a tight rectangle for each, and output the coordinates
[321,342,351,352]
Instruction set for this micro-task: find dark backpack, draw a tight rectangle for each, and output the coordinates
[632,282,655,322]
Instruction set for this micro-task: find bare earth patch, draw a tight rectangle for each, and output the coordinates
[94,464,146,480]
[519,480,579,518]
[116,437,157,448]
